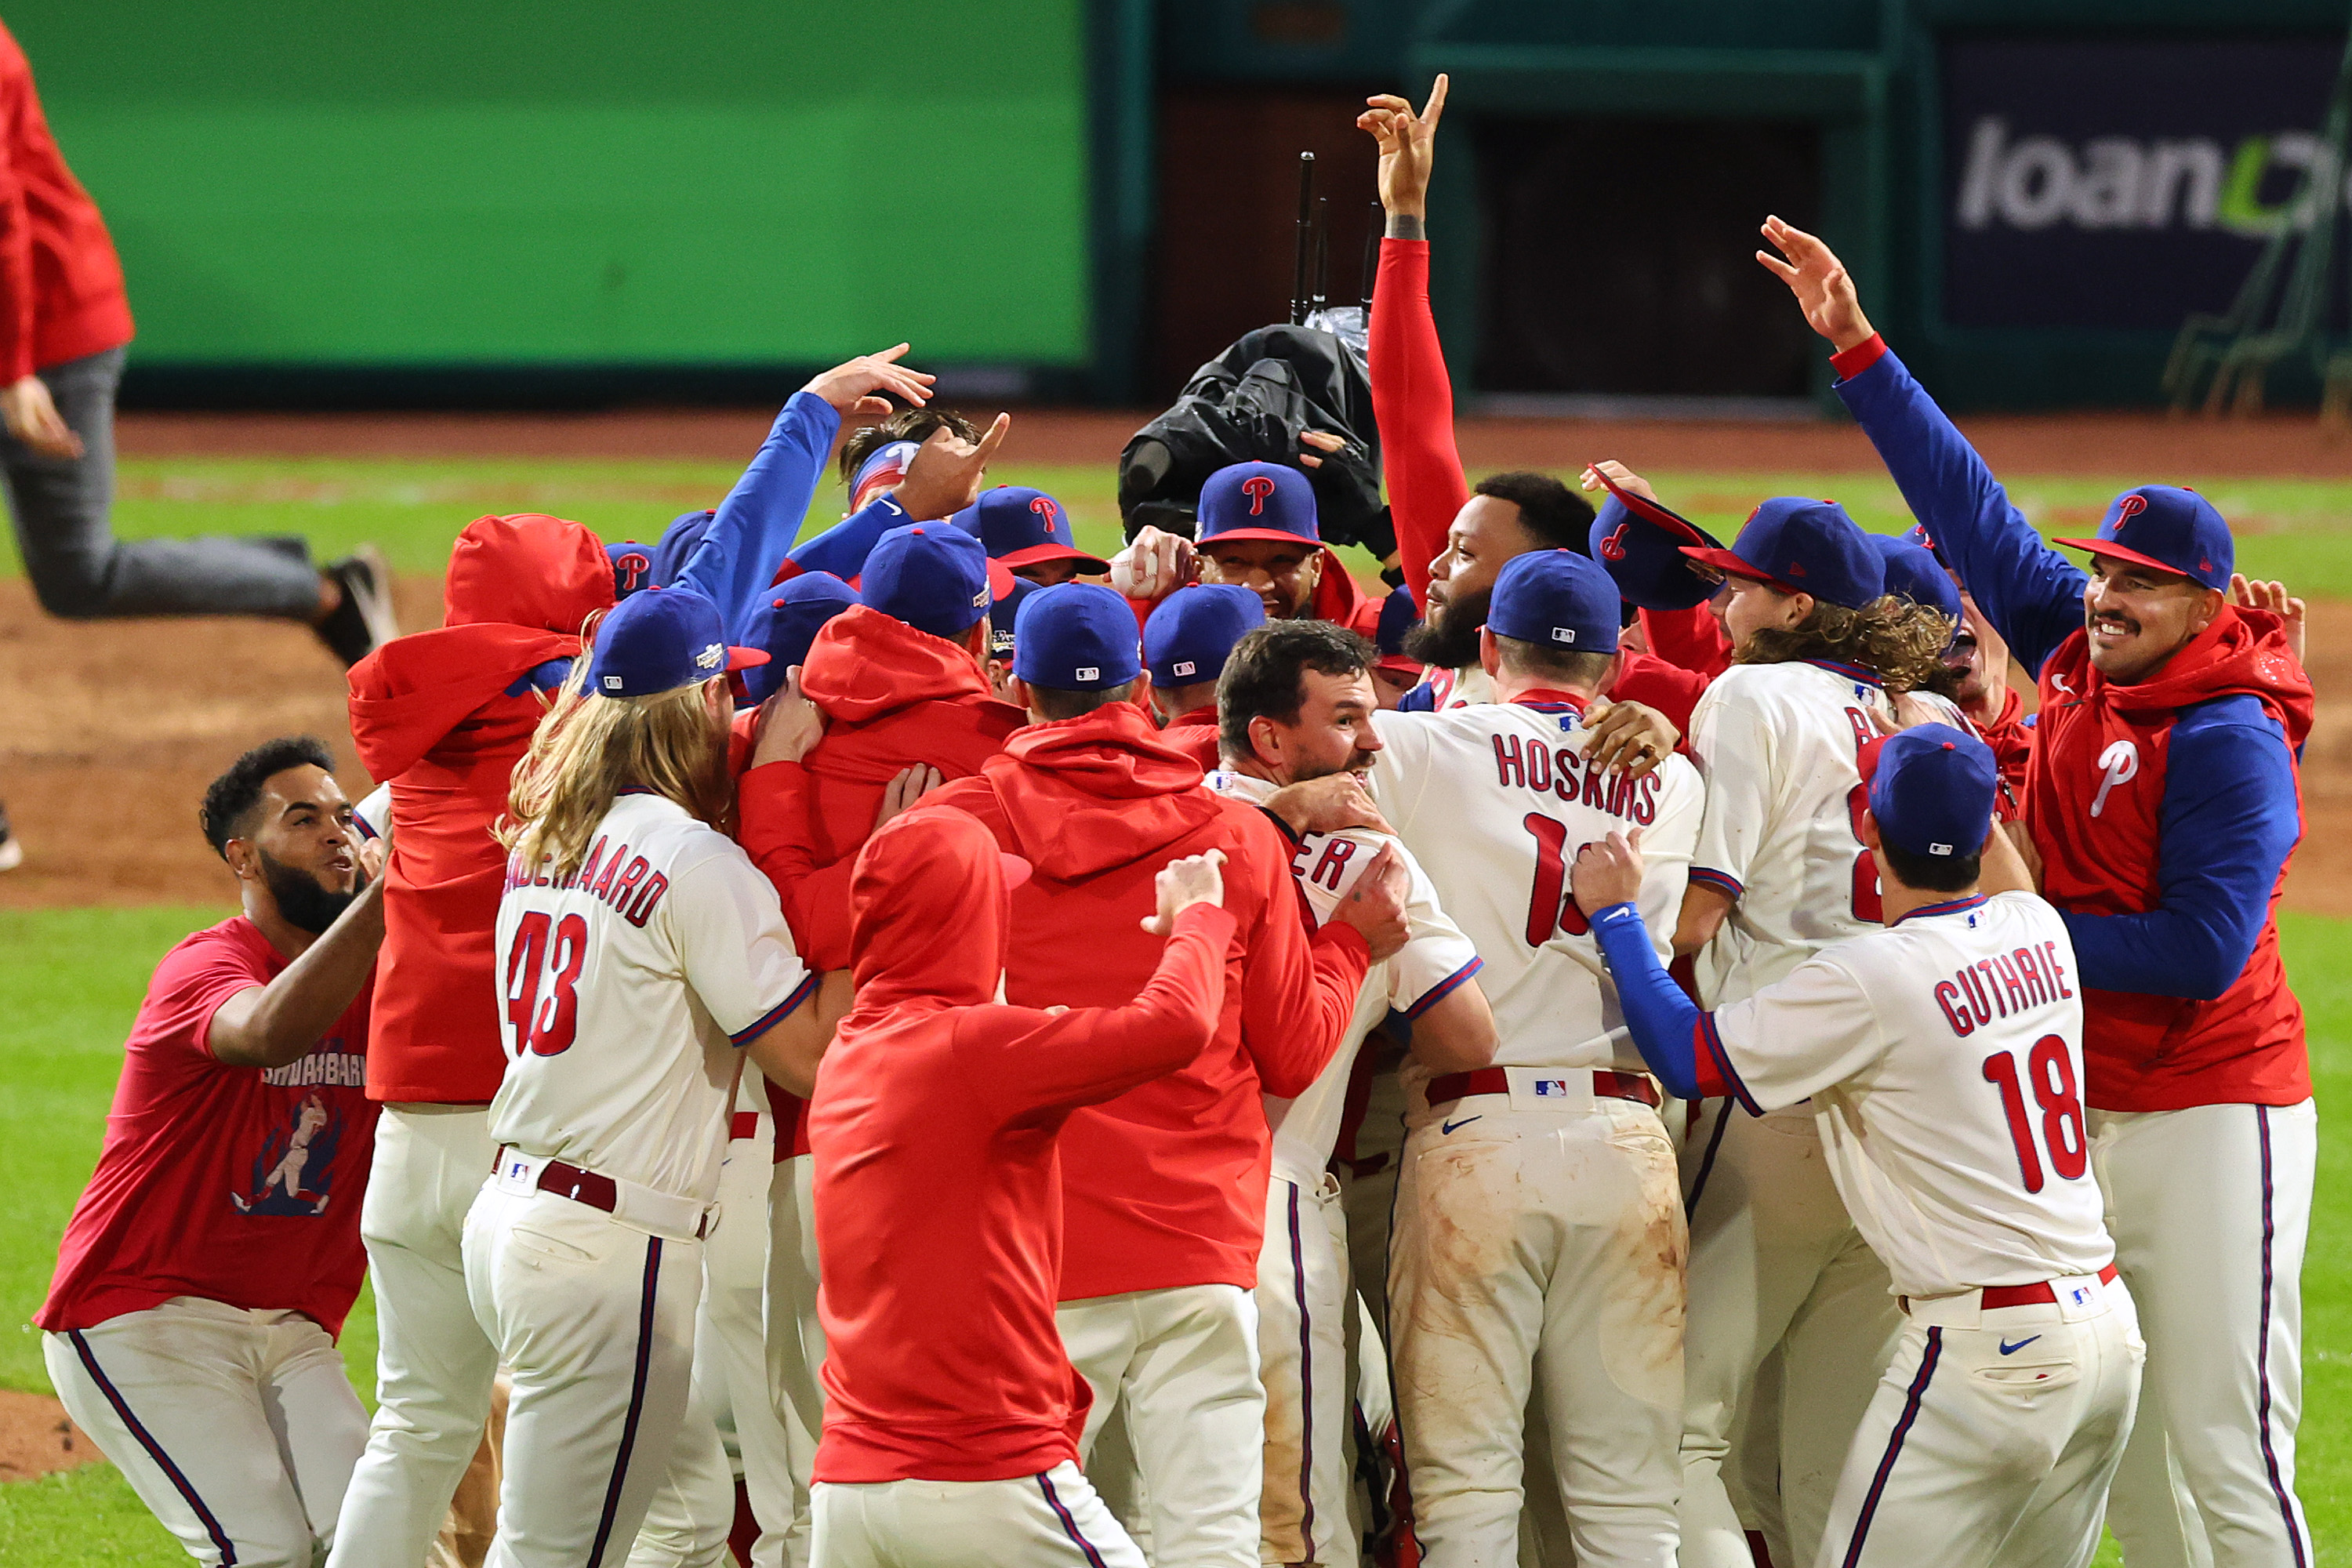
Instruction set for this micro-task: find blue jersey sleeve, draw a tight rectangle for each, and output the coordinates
[1590,902,1704,1100]
[676,391,840,637]
[1832,343,2085,677]
[785,494,912,583]
[2059,695,2301,1000]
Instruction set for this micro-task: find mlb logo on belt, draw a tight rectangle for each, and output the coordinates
[507,1158,528,1179]
[1533,1078,1569,1096]
[2071,1286,2091,1305]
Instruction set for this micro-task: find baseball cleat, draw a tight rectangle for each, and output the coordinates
[316,545,401,667]
[0,800,20,872]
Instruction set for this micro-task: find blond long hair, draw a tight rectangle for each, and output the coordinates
[1736,595,1952,694]
[497,665,733,881]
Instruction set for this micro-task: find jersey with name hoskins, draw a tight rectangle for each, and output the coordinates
[1203,769,1481,1176]
[1368,697,1701,1071]
[491,792,813,1206]
[1705,891,2111,1298]
[1688,659,1923,1007]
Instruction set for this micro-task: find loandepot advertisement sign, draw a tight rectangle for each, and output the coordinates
[1944,37,2345,331]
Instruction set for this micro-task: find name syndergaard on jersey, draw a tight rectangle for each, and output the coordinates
[503,832,673,928]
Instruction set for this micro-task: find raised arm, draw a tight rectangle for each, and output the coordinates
[1362,78,1465,612]
[775,413,1010,584]
[209,877,387,1069]
[677,347,937,629]
[1758,218,2084,675]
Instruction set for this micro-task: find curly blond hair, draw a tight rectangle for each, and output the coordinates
[1737,595,1954,694]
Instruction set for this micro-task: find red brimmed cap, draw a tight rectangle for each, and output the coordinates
[1679,497,1884,610]
[1197,461,1319,546]
[2051,485,2232,592]
[952,485,1110,573]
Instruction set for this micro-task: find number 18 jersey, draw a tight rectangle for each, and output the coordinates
[1704,891,2111,1298]
[491,792,814,1207]
[1368,695,1703,1070]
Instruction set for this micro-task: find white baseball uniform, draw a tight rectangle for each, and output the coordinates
[1685,891,2141,1567]
[1677,659,1918,1568]
[470,791,814,1568]
[1364,694,1702,1567]
[1205,768,1483,1568]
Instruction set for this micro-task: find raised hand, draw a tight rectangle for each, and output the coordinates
[892,413,1011,521]
[1143,848,1228,935]
[800,344,935,419]
[1755,216,1875,354]
[871,764,944,833]
[1583,700,1679,779]
[1331,841,1412,960]
[1578,460,1660,504]
[1356,74,1448,220]
[2231,573,2308,665]
[1570,829,1646,917]
[1110,524,1200,603]
[751,666,827,768]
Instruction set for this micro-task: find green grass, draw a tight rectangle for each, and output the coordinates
[2,906,2347,1559]
[0,456,2345,598]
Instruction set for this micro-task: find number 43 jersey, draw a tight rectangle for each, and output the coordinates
[1705,891,2112,1297]
[491,792,814,1207]
[1367,695,1703,1070]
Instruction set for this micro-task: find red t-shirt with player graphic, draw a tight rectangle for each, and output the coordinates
[38,917,379,1338]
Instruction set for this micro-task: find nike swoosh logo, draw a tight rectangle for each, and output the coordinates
[1440,1116,1483,1135]
[1998,1336,2042,1356]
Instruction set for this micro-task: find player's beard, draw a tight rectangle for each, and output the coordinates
[259,848,360,935]
[1402,586,1491,673]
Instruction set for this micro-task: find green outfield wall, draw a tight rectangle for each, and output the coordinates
[11,2,1092,368]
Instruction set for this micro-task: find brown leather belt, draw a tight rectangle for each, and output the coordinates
[1426,1067,1661,1110]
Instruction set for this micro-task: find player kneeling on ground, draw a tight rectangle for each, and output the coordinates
[474,586,832,1568]
[1574,726,2143,1568]
[807,813,1234,1568]
[39,737,387,1568]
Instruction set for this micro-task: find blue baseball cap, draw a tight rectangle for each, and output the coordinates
[648,510,717,589]
[1145,584,1265,688]
[1904,521,1948,569]
[1013,581,1143,691]
[1682,498,1885,611]
[2053,485,2232,592]
[1375,585,1423,673]
[1487,549,1621,655]
[989,573,1039,659]
[586,586,767,698]
[954,485,1109,573]
[737,573,858,705]
[860,523,995,641]
[607,541,656,601]
[850,440,921,511]
[1862,724,1998,862]
[1197,462,1319,546]
[1869,535,1962,624]
[1587,469,1723,612]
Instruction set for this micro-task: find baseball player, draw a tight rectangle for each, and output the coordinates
[1112,461,1385,633]
[1359,548,1704,1567]
[1766,216,2316,1568]
[807,811,1233,1568]
[332,350,928,1568]
[473,586,831,1568]
[39,737,384,1568]
[955,484,1110,586]
[1204,619,1497,1567]
[1146,583,1267,764]
[917,582,1406,1568]
[1576,726,2143,1568]
[1670,495,1972,1568]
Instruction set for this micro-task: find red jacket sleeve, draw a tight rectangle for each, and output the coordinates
[1370,237,1468,611]
[1638,604,1733,679]
[1233,817,1374,1098]
[737,761,854,971]
[957,904,1239,1123]
[1609,650,1711,737]
[0,51,37,383]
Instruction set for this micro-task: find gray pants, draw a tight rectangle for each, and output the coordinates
[2,347,323,619]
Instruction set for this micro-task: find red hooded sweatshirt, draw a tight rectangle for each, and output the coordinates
[1159,703,1221,770]
[739,604,1027,975]
[347,514,615,1103]
[2027,606,2314,1110]
[810,809,1234,1483]
[922,702,1372,1299]
[0,24,132,381]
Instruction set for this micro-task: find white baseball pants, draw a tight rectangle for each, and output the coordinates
[1676,1101,1903,1568]
[1058,1281,1266,1568]
[1388,1086,1686,1568]
[811,1461,1145,1568]
[45,1298,368,1568]
[767,1150,826,1568]
[1815,1276,2143,1568]
[464,1181,707,1568]
[1257,1170,1353,1567]
[328,1102,503,1568]
[635,1105,797,1568]
[2092,1099,2315,1568]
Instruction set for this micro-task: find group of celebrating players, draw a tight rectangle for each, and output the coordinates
[33,82,2318,1568]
